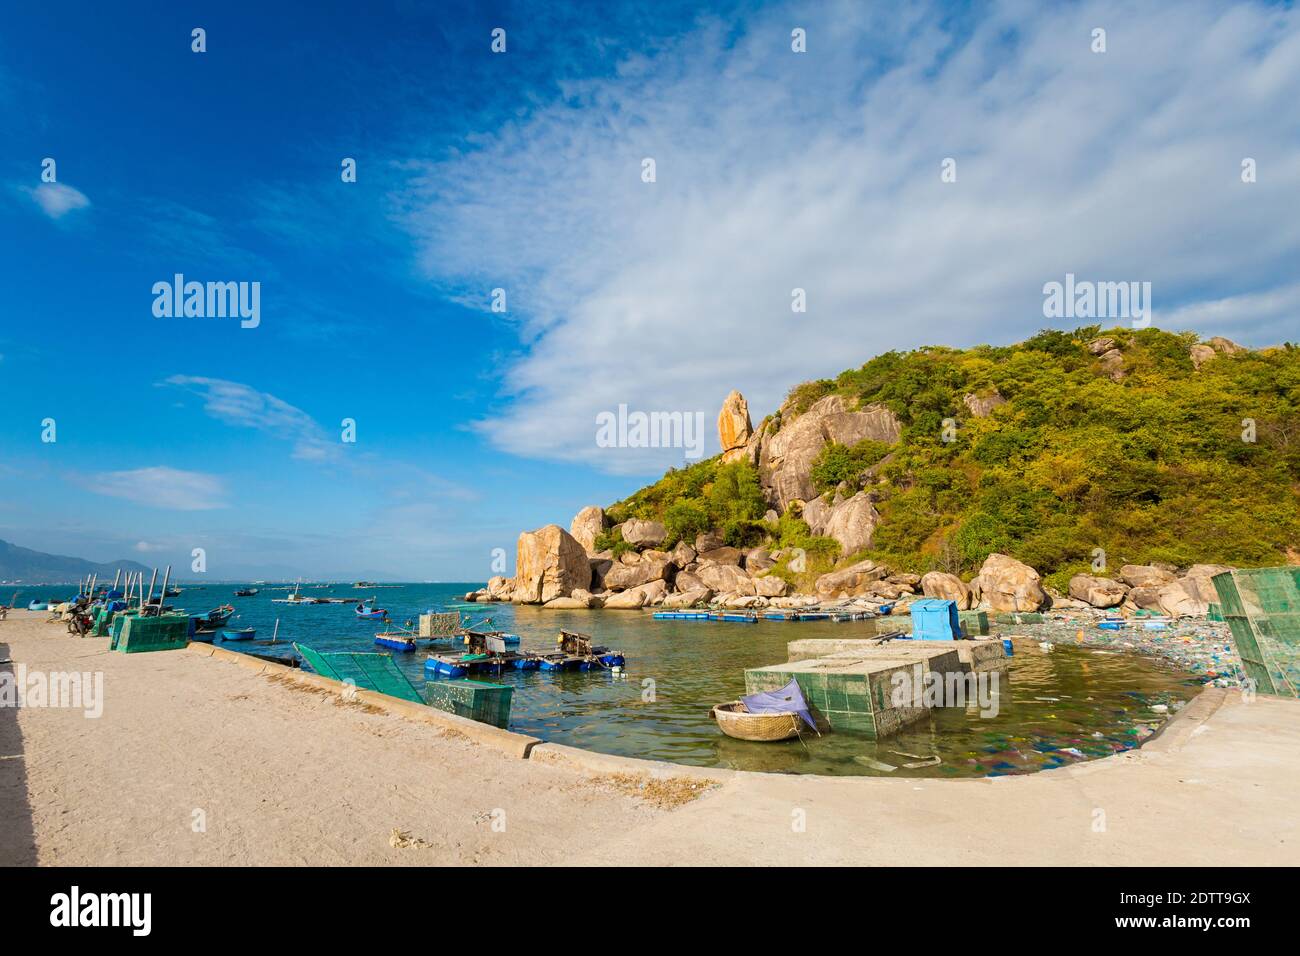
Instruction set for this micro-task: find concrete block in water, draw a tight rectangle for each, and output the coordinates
[788,638,1008,672]
[745,657,931,738]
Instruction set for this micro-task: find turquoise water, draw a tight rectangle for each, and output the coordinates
[14,582,1202,776]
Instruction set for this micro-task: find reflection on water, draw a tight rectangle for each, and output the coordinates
[21,582,1200,777]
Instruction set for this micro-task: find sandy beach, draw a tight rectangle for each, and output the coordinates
[2,609,1296,866]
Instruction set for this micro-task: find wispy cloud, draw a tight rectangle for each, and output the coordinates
[24,182,90,219]
[75,467,228,511]
[396,0,1300,473]
[161,375,338,461]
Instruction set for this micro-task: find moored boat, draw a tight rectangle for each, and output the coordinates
[711,702,803,741]
[233,588,259,597]
[374,633,417,652]
[220,627,257,642]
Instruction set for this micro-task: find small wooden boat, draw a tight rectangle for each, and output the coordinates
[711,701,803,742]
[220,627,256,642]
[28,601,49,611]
[356,603,387,619]
[194,604,236,633]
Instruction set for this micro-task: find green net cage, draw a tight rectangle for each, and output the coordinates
[1212,568,1300,698]
[424,679,514,728]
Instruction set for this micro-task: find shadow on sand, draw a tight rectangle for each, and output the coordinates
[0,639,38,865]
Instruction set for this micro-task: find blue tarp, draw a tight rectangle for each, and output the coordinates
[740,678,818,731]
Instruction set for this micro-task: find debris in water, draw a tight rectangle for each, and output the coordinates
[854,756,898,772]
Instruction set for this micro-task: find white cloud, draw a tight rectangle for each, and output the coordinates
[25,182,90,219]
[161,375,338,462]
[76,467,227,511]
[397,0,1300,474]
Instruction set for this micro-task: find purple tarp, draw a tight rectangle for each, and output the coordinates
[740,678,818,732]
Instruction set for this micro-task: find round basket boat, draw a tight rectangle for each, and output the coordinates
[710,701,802,742]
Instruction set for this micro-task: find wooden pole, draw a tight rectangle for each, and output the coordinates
[143,568,157,613]
[157,565,172,614]
[270,618,280,645]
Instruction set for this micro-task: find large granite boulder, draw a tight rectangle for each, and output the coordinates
[603,580,668,609]
[621,518,667,548]
[663,587,713,608]
[670,540,697,568]
[1119,564,1176,588]
[695,563,756,595]
[485,576,515,601]
[753,574,789,597]
[1190,343,1217,370]
[744,548,775,572]
[821,491,879,556]
[759,395,901,509]
[1158,564,1233,616]
[699,546,743,566]
[974,553,1047,612]
[1127,586,1164,610]
[569,505,606,553]
[800,496,831,535]
[920,571,971,610]
[513,525,591,604]
[814,559,889,598]
[962,390,1006,418]
[694,530,724,552]
[602,550,673,591]
[1098,348,1126,382]
[674,570,707,592]
[1068,574,1129,609]
[718,390,753,464]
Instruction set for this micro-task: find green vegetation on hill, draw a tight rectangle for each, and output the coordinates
[604,327,1300,590]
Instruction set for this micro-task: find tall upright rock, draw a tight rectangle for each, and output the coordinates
[513,525,591,604]
[717,390,753,464]
[569,505,605,553]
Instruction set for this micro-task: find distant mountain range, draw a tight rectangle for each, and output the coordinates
[0,539,151,584]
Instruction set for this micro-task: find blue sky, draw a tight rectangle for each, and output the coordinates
[1,0,1298,580]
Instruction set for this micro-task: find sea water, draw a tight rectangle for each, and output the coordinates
[14,582,1201,777]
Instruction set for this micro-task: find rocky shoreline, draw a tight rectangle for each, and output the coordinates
[464,511,1234,621]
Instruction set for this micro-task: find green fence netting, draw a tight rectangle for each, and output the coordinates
[1212,567,1300,698]
[293,642,425,704]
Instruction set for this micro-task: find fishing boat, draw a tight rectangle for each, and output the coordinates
[220,627,257,642]
[711,679,820,742]
[27,600,49,611]
[193,605,237,634]
[711,702,803,741]
[374,632,417,652]
[233,587,259,597]
[356,600,388,619]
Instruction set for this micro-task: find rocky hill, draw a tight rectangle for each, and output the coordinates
[471,326,1300,615]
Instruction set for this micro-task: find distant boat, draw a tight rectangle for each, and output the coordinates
[354,581,377,588]
[272,583,325,605]
[356,600,388,620]
[233,587,259,597]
